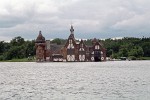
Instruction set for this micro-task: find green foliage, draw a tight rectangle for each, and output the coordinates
[0,36,35,61]
[128,46,144,57]
[141,42,150,57]
[141,57,150,60]
[0,55,4,61]
[112,53,119,59]
[10,36,25,46]
[129,56,136,60]
[103,37,149,59]
[51,38,67,45]
[119,48,128,57]
[51,38,61,45]
[0,41,5,54]
[84,39,92,46]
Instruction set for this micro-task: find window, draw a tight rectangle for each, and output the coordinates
[95,45,100,50]
[79,43,84,51]
[67,39,74,49]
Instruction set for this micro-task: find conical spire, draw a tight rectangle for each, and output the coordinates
[35,31,45,43]
[39,30,42,34]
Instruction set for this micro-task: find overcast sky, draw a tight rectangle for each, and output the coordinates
[0,0,150,41]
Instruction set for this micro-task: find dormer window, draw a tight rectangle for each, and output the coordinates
[79,43,85,51]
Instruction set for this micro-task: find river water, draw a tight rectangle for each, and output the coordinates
[0,61,150,100]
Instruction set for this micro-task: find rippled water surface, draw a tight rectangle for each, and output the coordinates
[0,61,150,100]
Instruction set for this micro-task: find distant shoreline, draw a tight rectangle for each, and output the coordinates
[0,58,150,62]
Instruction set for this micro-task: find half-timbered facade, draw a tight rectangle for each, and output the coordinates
[78,40,86,61]
[35,26,106,62]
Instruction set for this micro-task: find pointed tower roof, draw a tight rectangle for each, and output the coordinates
[79,39,86,47]
[92,38,97,45]
[35,31,45,43]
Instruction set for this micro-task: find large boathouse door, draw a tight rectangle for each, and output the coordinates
[94,45,101,61]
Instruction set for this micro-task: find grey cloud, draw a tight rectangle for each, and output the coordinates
[0,0,150,41]
[0,16,27,28]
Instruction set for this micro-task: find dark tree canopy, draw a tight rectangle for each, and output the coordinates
[101,37,149,59]
[0,36,35,60]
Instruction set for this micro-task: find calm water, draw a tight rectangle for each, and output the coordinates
[0,61,150,100]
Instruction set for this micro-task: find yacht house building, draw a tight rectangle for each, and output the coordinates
[35,26,106,62]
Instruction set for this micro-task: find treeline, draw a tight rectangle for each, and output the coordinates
[0,36,149,61]
[0,36,35,61]
[101,37,150,59]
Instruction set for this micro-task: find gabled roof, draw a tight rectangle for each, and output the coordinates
[50,44,64,54]
[68,33,75,39]
[79,39,86,48]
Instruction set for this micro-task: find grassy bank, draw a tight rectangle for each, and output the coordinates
[141,57,150,60]
[0,58,35,62]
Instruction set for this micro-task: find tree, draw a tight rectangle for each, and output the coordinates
[10,36,25,46]
[0,41,5,54]
[137,46,144,57]
[141,42,150,57]
[51,38,62,45]
[119,48,128,57]
[128,46,144,57]
[24,40,36,57]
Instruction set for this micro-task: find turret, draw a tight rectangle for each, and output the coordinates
[35,31,46,62]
